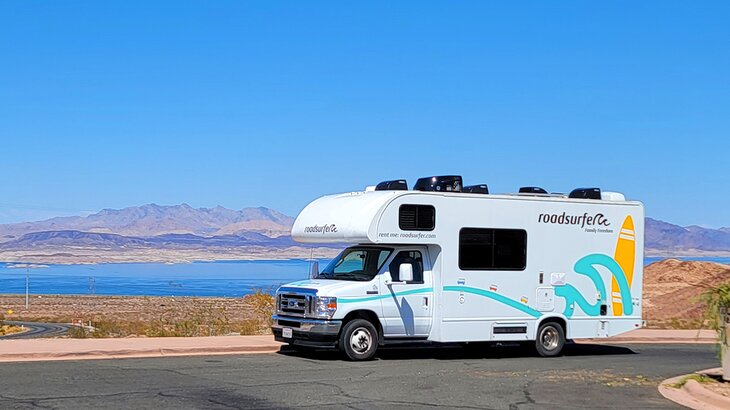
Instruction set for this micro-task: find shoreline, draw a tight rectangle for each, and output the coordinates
[645,251,730,258]
[0,246,341,265]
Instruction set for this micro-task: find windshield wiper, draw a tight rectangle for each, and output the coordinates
[333,273,372,281]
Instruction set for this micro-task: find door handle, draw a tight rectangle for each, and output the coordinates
[423,297,429,307]
[366,290,378,295]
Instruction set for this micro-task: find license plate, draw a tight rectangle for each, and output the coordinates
[282,327,293,339]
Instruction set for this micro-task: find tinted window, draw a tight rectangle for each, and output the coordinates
[399,205,435,231]
[459,228,527,271]
[388,250,424,283]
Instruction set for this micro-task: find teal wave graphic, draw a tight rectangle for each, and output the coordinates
[554,253,632,317]
[443,285,542,318]
[338,287,433,304]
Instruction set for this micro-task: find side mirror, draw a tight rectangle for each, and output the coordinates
[383,270,394,285]
[399,263,413,283]
[310,260,319,279]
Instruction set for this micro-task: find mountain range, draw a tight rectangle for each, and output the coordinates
[645,217,730,255]
[0,204,294,243]
[0,204,727,257]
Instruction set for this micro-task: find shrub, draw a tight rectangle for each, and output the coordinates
[239,319,261,336]
[670,374,716,388]
[67,326,89,338]
[701,282,730,358]
[243,289,275,330]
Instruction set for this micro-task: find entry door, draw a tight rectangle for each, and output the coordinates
[379,249,433,337]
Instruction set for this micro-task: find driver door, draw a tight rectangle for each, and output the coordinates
[379,248,433,337]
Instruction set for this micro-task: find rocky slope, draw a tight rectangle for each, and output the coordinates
[643,259,730,326]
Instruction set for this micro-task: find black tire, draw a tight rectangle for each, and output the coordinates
[339,319,378,361]
[535,321,565,357]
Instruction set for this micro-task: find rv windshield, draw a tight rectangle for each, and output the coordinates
[316,247,393,281]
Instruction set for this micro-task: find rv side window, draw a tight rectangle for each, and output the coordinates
[399,205,435,231]
[458,228,527,271]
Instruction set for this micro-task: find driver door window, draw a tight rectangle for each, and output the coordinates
[388,250,424,284]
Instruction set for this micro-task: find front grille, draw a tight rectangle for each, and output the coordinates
[279,293,313,317]
[277,319,301,328]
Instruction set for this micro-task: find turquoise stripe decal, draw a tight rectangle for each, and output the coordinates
[443,285,542,318]
[555,253,633,318]
[339,287,433,303]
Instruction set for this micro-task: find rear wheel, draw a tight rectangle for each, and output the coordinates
[339,319,378,361]
[535,321,565,357]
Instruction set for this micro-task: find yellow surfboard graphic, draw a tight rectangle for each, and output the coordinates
[612,215,635,316]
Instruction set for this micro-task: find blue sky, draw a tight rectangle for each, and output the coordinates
[1,1,728,227]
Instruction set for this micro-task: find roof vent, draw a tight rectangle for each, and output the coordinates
[519,186,548,194]
[413,176,462,192]
[601,191,625,201]
[463,184,489,194]
[569,187,602,200]
[375,179,408,191]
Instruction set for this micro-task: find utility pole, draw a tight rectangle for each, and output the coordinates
[25,268,29,309]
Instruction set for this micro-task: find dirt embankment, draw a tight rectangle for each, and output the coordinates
[643,259,730,328]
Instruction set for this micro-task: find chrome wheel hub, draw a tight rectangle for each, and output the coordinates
[350,327,372,353]
[540,326,559,350]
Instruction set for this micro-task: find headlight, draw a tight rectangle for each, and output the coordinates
[314,296,337,319]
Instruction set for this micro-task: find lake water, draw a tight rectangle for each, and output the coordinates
[1,257,728,297]
[0,260,317,297]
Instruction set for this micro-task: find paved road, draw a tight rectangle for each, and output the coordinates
[0,343,717,409]
[0,321,70,339]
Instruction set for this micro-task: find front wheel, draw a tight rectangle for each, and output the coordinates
[339,319,378,361]
[535,321,565,357]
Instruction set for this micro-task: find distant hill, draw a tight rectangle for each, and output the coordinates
[0,204,727,257]
[0,230,298,250]
[645,217,730,255]
[0,204,294,242]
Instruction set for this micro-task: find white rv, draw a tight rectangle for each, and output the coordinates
[272,176,644,360]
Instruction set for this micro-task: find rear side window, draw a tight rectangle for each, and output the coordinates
[459,228,527,271]
[399,205,435,231]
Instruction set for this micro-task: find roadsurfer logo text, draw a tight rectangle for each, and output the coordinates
[538,212,610,228]
[304,224,338,235]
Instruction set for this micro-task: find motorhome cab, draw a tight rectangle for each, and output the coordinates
[272,176,644,360]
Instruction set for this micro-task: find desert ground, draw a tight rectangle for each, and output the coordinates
[0,294,273,337]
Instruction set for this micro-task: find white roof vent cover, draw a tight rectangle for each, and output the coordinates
[601,191,625,201]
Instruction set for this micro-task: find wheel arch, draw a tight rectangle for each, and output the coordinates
[537,315,568,338]
[341,309,384,345]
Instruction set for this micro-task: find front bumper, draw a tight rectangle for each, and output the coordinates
[271,314,342,348]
